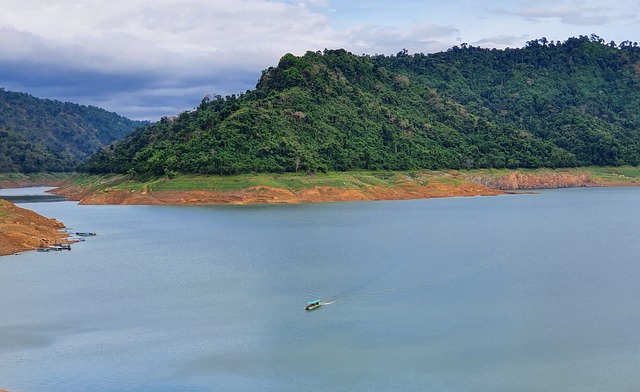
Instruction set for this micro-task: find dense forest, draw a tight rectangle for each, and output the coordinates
[83,35,640,176]
[0,89,147,172]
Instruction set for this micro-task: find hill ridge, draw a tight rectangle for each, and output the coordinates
[0,88,147,173]
[82,35,640,176]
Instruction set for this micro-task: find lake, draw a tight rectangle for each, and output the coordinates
[1,187,639,391]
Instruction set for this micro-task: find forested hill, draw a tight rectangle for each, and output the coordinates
[0,89,147,172]
[83,35,640,176]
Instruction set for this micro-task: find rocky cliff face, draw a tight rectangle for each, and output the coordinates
[471,171,600,190]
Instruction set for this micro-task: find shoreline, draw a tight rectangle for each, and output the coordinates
[57,179,507,205]
[2,169,640,256]
[0,199,70,257]
[50,169,640,206]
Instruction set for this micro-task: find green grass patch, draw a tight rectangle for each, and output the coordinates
[59,166,640,196]
[437,176,463,187]
[67,171,420,193]
[585,166,640,183]
[0,199,11,221]
[0,172,75,185]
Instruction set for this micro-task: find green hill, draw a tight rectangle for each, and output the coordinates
[82,35,640,176]
[0,89,147,173]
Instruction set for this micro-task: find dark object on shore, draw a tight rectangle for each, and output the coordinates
[75,232,97,237]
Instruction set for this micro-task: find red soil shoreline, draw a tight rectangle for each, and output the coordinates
[2,170,639,257]
[63,181,506,205]
[0,199,70,257]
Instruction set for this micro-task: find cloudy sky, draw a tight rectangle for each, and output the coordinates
[1,0,638,120]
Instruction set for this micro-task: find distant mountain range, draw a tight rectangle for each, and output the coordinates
[82,35,640,176]
[0,89,147,172]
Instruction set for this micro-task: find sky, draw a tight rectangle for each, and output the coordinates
[0,0,638,121]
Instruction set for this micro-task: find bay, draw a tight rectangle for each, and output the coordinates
[1,187,639,391]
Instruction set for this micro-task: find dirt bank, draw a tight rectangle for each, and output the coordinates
[55,169,639,206]
[56,178,506,205]
[0,199,69,256]
[3,169,637,256]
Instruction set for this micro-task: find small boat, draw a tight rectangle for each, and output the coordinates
[53,243,71,250]
[36,247,51,252]
[304,300,322,311]
[75,232,97,237]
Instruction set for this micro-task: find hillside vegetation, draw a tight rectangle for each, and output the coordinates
[82,35,640,176]
[0,89,147,173]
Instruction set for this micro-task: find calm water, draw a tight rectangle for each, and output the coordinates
[1,187,639,391]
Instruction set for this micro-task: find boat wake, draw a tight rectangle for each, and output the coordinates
[319,256,510,307]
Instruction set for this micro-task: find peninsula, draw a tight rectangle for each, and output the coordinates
[2,166,640,256]
[0,198,69,256]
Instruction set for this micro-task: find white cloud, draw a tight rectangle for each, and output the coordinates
[517,5,612,25]
[492,1,632,26]
[342,24,459,54]
[1,1,334,70]
[0,0,638,120]
[472,35,529,48]
[0,0,343,118]
[0,0,466,72]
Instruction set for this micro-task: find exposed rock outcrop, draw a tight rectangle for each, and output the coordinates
[471,171,600,190]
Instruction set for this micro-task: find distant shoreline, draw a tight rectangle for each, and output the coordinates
[2,168,640,256]
[54,177,505,205]
[49,168,640,205]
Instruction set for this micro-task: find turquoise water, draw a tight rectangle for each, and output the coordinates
[1,187,639,391]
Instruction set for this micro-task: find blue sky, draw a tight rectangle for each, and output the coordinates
[0,0,638,120]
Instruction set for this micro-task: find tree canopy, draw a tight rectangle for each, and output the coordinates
[0,89,147,173]
[82,36,640,176]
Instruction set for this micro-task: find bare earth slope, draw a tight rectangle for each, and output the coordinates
[54,169,637,206]
[0,199,69,256]
[56,177,504,205]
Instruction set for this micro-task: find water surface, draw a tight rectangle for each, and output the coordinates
[0,187,65,203]
[1,187,639,391]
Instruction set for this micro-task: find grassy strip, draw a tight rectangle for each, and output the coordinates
[0,172,75,186]
[583,166,640,183]
[43,165,640,195]
[0,199,8,220]
[67,171,454,194]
